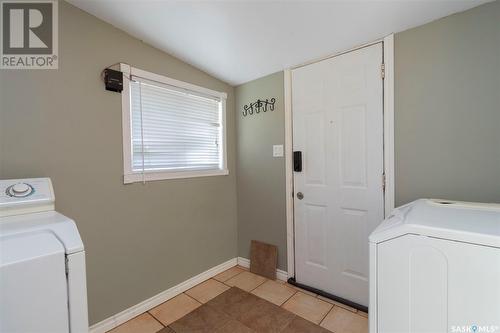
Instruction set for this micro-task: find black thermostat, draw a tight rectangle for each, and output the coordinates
[104,68,123,92]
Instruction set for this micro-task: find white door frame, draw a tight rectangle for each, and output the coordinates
[284,34,395,278]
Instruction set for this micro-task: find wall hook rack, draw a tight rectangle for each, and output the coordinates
[242,98,276,117]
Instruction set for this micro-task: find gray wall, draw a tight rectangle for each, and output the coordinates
[235,72,287,271]
[395,0,500,205]
[1,0,498,325]
[0,1,237,324]
[234,1,500,273]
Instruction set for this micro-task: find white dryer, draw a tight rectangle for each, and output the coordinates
[369,199,500,333]
[0,178,88,333]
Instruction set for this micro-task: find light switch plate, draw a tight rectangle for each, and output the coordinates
[273,145,284,157]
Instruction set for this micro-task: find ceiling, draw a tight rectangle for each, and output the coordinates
[68,0,490,86]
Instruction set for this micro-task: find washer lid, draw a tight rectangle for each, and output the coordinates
[369,199,500,247]
[0,211,84,254]
[0,232,65,267]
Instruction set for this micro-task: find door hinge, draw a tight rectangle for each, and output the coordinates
[381,63,385,79]
[382,173,386,192]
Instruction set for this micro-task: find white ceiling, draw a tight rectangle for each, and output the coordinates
[68,0,489,86]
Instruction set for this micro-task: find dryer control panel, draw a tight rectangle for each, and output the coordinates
[0,178,55,217]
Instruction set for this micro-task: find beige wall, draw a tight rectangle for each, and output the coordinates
[235,72,287,270]
[395,0,500,205]
[0,1,237,324]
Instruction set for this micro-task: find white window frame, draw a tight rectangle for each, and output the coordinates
[120,63,228,183]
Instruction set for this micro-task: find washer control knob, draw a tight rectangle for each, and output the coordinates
[7,183,34,197]
[12,183,30,194]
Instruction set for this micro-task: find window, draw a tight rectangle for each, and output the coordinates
[121,64,228,183]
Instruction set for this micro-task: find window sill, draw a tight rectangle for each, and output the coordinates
[124,169,229,184]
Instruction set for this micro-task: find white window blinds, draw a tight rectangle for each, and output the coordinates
[130,77,224,174]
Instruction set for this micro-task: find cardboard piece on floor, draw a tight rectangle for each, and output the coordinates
[250,240,277,279]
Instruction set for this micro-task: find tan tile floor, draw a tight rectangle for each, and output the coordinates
[251,280,295,306]
[107,266,368,333]
[185,279,230,304]
[225,271,267,292]
[149,293,202,326]
[108,313,163,333]
[282,292,332,324]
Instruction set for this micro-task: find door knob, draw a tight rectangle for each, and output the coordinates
[296,192,304,200]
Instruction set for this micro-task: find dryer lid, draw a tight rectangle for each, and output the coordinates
[369,199,500,247]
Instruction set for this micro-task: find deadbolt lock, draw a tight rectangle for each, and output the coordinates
[296,192,304,200]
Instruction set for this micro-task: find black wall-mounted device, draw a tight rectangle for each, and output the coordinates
[104,69,123,92]
[294,151,302,172]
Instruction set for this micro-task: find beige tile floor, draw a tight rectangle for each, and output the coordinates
[107,266,368,333]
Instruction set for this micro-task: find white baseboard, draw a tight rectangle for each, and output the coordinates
[237,257,289,282]
[89,258,238,333]
[90,256,288,333]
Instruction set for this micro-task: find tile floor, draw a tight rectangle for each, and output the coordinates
[107,266,368,333]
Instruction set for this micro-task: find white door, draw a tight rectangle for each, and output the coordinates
[292,43,384,307]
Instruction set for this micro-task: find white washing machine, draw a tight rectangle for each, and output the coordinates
[0,178,88,333]
[369,199,500,333]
